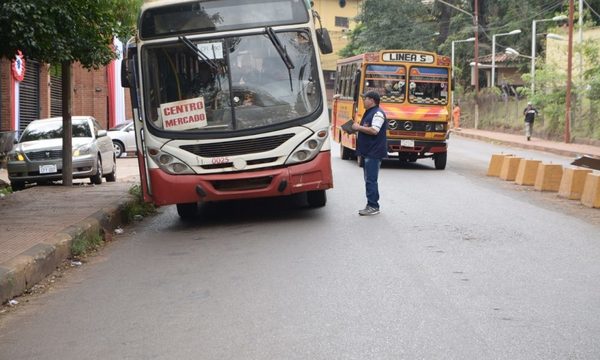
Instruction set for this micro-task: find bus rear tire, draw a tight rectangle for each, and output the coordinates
[307,190,327,208]
[434,152,447,170]
[177,202,198,219]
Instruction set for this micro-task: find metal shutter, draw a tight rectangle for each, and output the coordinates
[19,60,40,133]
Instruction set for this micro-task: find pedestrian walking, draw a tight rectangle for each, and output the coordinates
[523,102,538,141]
[452,102,461,130]
[351,91,387,216]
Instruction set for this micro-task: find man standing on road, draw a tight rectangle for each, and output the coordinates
[351,91,387,216]
[523,102,538,141]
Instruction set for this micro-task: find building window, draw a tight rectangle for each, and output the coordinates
[335,16,349,28]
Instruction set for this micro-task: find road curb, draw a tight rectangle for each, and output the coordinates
[453,131,581,158]
[0,196,133,304]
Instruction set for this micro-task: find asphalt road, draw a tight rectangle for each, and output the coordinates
[1,137,599,359]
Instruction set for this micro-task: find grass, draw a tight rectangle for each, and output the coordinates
[122,184,156,222]
[71,232,104,258]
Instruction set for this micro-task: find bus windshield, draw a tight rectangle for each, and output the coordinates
[408,67,449,105]
[363,65,406,103]
[141,30,322,133]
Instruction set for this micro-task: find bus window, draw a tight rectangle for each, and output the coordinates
[408,67,449,105]
[363,65,406,103]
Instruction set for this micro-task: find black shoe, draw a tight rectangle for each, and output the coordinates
[527,136,531,141]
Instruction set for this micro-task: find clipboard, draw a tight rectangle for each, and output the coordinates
[341,120,356,134]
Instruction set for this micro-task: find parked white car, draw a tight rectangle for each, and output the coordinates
[107,121,136,158]
[7,116,116,190]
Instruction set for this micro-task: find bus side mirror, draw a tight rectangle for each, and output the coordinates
[451,78,455,91]
[120,59,130,88]
[316,28,333,54]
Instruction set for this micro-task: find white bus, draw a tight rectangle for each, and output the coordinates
[122,0,334,218]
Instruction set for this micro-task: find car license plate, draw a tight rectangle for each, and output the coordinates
[401,140,415,147]
[39,164,57,174]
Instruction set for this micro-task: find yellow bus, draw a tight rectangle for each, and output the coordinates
[331,50,452,169]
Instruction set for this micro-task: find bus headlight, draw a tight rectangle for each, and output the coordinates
[148,148,195,175]
[435,123,446,131]
[285,128,329,165]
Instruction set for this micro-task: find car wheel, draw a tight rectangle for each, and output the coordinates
[10,181,25,191]
[90,157,103,184]
[105,156,117,182]
[113,141,124,158]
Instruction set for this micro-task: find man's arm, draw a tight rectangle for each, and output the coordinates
[352,111,385,135]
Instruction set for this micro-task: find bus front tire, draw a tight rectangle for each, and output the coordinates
[177,202,198,219]
[307,190,327,208]
[434,152,447,170]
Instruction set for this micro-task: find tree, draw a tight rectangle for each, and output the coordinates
[0,0,140,186]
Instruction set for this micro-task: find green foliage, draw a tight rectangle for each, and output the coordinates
[0,0,140,68]
[124,184,155,222]
[71,232,103,257]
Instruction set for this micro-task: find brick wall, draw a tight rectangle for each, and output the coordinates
[72,63,110,129]
[1,59,11,131]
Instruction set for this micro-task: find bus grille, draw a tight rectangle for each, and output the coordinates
[27,150,62,160]
[180,134,294,157]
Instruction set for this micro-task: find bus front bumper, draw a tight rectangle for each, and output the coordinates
[147,151,333,206]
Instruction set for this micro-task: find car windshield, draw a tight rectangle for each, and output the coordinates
[141,30,321,133]
[20,120,92,142]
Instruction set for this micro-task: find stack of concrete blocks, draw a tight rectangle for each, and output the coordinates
[581,172,600,208]
[487,153,513,177]
[534,163,563,192]
[515,159,541,186]
[499,156,522,181]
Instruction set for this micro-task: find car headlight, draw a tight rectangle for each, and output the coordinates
[73,144,92,157]
[285,127,329,165]
[8,151,25,161]
[435,123,446,131]
[148,148,195,174]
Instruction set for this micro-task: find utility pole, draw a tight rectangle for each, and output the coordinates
[565,0,574,143]
[474,0,479,129]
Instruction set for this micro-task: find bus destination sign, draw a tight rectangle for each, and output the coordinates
[382,52,434,64]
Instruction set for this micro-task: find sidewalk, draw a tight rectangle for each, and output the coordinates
[1,128,599,305]
[452,128,600,159]
[0,173,136,304]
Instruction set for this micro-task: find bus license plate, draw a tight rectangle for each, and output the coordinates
[401,140,415,147]
[39,164,57,174]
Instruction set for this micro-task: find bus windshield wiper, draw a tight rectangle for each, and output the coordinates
[178,35,219,72]
[265,27,295,91]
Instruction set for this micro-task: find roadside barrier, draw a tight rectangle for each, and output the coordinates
[515,159,541,186]
[534,163,563,192]
[581,172,600,208]
[499,156,522,181]
[487,153,513,177]
[558,168,593,200]
[487,154,599,210]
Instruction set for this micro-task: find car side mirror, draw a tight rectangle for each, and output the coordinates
[97,130,107,138]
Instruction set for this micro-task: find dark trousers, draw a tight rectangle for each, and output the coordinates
[363,157,382,209]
